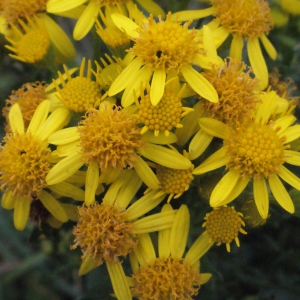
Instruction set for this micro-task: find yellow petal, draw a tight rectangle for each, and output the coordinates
[273,115,296,135]
[285,150,300,166]
[9,103,24,135]
[150,68,166,106]
[136,0,165,17]
[132,210,176,234]
[111,13,140,38]
[247,37,268,90]
[46,152,84,185]
[133,156,159,190]
[158,204,173,259]
[48,127,80,145]
[1,190,15,210]
[46,0,86,13]
[199,118,230,139]
[170,7,215,21]
[278,165,300,190]
[210,170,240,206]
[185,233,213,265]
[48,182,85,201]
[108,58,143,97]
[14,196,30,231]
[253,177,269,219]
[203,25,218,61]
[188,129,213,160]
[106,262,132,300]
[78,255,98,276]
[279,125,300,143]
[136,233,156,264]
[39,190,68,222]
[27,100,50,135]
[260,34,277,60]
[181,65,219,103]
[42,14,76,59]
[84,161,99,205]
[229,35,244,61]
[73,0,99,40]
[138,143,192,169]
[36,108,71,142]
[170,204,190,258]
[192,147,227,175]
[127,190,166,220]
[269,174,295,214]
[143,130,178,145]
[200,273,212,285]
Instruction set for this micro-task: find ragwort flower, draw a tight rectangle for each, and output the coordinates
[108,13,219,106]
[0,101,80,230]
[46,104,192,205]
[129,204,212,300]
[193,91,300,219]
[172,0,277,90]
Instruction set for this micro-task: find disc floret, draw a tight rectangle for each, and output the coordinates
[78,106,144,169]
[131,12,201,72]
[201,59,260,126]
[224,122,287,179]
[203,205,247,252]
[0,132,51,199]
[211,0,273,39]
[132,257,201,300]
[71,201,138,265]
[54,58,102,113]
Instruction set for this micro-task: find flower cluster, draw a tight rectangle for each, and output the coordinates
[0,0,299,299]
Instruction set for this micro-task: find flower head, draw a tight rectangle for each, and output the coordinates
[5,16,51,64]
[193,92,300,218]
[53,58,102,113]
[46,104,192,204]
[130,204,213,300]
[109,13,219,106]
[0,101,74,230]
[172,0,277,89]
[202,205,247,252]
[200,58,260,126]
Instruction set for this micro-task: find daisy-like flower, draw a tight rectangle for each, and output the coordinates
[52,57,103,113]
[46,104,192,205]
[46,0,165,41]
[0,100,81,231]
[108,13,219,106]
[199,58,261,127]
[129,204,213,300]
[5,16,52,65]
[172,0,277,90]
[134,76,194,136]
[202,205,247,252]
[71,173,177,299]
[193,91,300,219]
[1,1,76,64]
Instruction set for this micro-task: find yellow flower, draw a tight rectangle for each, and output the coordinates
[172,0,277,90]
[199,58,261,127]
[46,0,165,40]
[129,204,213,300]
[0,0,76,63]
[71,176,177,299]
[135,76,194,136]
[5,16,52,65]
[0,101,84,231]
[202,205,247,252]
[46,104,192,205]
[52,57,103,113]
[108,13,219,106]
[193,91,300,219]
